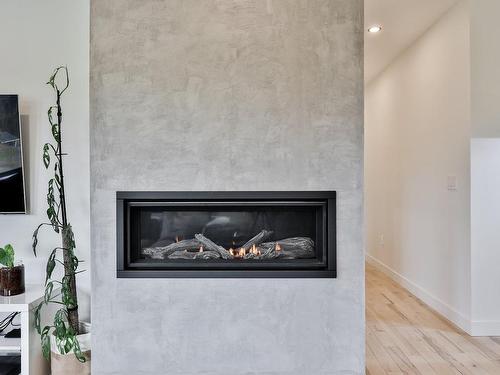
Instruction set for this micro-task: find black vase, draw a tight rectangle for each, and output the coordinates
[0,264,25,296]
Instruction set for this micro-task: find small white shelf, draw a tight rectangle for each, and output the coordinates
[0,285,46,312]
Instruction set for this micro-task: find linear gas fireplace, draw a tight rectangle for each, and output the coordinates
[117,191,336,278]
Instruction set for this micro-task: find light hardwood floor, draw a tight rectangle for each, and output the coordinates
[366,263,500,374]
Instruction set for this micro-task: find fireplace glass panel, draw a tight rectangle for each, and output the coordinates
[129,204,324,265]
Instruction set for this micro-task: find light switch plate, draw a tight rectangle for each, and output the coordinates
[379,234,384,247]
[447,175,458,191]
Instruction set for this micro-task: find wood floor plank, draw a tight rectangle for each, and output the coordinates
[366,263,500,375]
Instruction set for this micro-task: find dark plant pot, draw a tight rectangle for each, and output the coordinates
[0,264,25,296]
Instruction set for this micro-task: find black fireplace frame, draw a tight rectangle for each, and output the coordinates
[116,191,336,278]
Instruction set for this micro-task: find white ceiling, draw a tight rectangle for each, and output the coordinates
[365,0,459,83]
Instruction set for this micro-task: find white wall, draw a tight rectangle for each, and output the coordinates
[471,139,500,335]
[471,0,500,138]
[468,0,500,336]
[365,1,471,330]
[0,1,90,320]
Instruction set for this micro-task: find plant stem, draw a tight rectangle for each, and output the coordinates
[62,227,80,334]
[57,90,79,334]
[56,91,68,226]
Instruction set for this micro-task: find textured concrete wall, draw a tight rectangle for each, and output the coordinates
[90,1,364,374]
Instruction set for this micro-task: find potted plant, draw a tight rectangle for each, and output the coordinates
[0,244,25,296]
[32,66,90,374]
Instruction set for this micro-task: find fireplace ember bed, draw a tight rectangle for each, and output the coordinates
[117,191,336,278]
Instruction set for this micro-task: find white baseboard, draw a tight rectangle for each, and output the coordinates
[470,321,500,336]
[366,253,471,334]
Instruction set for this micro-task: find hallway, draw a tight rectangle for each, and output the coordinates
[366,263,500,374]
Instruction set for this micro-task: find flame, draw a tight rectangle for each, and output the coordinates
[199,246,204,253]
[229,245,265,259]
[275,243,282,251]
[230,248,247,258]
[249,244,259,255]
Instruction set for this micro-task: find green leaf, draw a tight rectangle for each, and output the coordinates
[44,281,54,303]
[46,206,56,222]
[52,124,60,142]
[46,180,58,231]
[61,276,76,307]
[47,179,54,205]
[54,308,68,323]
[64,225,76,249]
[0,249,6,267]
[70,254,79,272]
[0,244,15,268]
[75,345,86,363]
[46,249,57,285]
[4,245,14,268]
[43,143,51,168]
[41,326,51,359]
[48,178,54,194]
[54,172,61,187]
[33,302,44,334]
[54,311,67,339]
[47,70,56,88]
[64,334,74,353]
[47,66,65,90]
[47,106,57,126]
[32,227,40,257]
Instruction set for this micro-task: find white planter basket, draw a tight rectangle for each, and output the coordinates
[50,322,91,375]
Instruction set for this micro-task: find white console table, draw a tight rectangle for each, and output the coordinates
[0,285,51,375]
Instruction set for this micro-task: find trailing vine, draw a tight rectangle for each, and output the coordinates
[32,66,85,362]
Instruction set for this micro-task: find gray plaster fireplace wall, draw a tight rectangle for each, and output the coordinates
[90,1,364,374]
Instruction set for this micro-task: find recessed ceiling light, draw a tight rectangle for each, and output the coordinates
[368,25,382,33]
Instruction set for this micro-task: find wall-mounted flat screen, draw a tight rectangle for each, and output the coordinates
[0,95,26,213]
